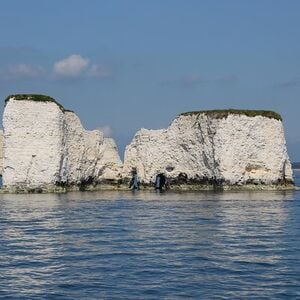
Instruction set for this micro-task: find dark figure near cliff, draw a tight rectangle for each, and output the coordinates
[155,173,167,191]
[129,168,140,191]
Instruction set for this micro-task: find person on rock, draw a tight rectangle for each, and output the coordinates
[155,173,167,192]
[129,168,140,191]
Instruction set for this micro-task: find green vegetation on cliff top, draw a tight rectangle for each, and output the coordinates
[180,109,282,121]
[5,94,65,111]
[5,95,282,121]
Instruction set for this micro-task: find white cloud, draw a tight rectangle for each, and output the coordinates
[0,64,45,80]
[97,125,113,137]
[53,54,90,78]
[86,64,113,79]
[0,56,114,82]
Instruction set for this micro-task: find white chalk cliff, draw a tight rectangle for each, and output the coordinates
[0,129,3,175]
[3,95,122,191]
[123,111,293,188]
[62,111,122,185]
[1,95,294,192]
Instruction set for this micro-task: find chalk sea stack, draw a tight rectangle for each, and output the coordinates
[2,95,122,192]
[123,110,293,189]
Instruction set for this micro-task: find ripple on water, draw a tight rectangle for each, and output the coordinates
[0,189,299,299]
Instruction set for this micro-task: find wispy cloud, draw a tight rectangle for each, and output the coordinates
[161,74,208,88]
[0,54,114,82]
[97,125,113,137]
[53,54,114,80]
[0,64,45,80]
[273,77,300,88]
[53,54,90,78]
[161,73,240,88]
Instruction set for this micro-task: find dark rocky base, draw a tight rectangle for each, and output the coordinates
[0,181,295,194]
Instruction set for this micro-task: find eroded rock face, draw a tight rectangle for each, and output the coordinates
[97,138,123,181]
[63,111,122,185]
[2,96,122,191]
[3,99,65,189]
[123,112,293,187]
[0,130,3,176]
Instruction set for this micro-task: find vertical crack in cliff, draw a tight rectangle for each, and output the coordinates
[195,114,221,183]
[207,116,220,181]
[196,115,213,176]
[25,155,35,184]
[58,116,68,185]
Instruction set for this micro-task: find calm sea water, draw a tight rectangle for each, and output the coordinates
[0,171,299,299]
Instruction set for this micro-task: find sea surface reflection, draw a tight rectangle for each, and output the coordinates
[0,187,300,299]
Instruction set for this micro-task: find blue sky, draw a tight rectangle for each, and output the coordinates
[0,0,299,160]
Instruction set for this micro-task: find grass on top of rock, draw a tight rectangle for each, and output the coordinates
[64,109,75,113]
[180,109,282,121]
[5,94,65,111]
